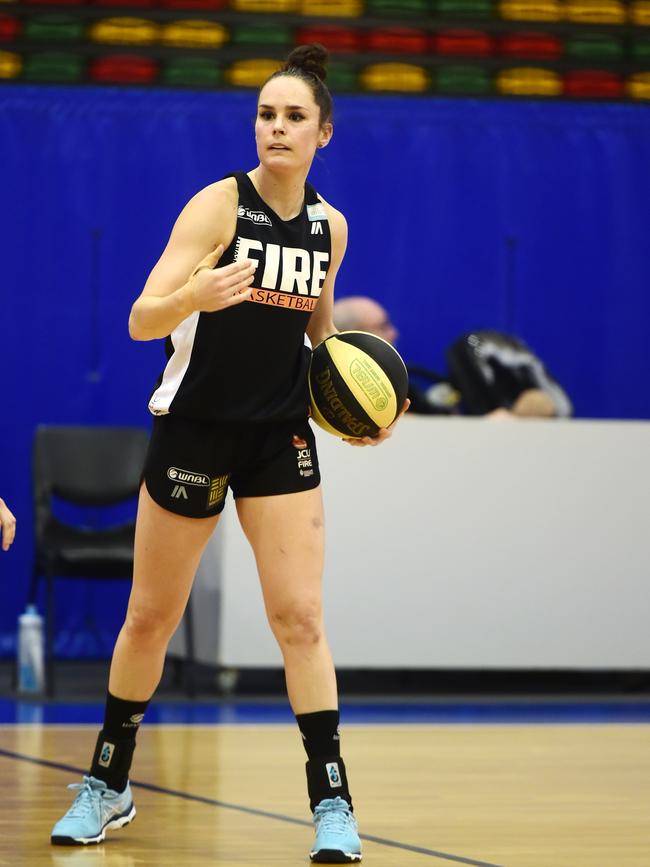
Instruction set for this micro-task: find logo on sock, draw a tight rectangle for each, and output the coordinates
[326,762,342,788]
[122,713,145,728]
[99,741,115,768]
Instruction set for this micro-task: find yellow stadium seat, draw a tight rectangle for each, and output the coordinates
[565,0,624,23]
[499,0,564,21]
[630,0,650,24]
[90,17,159,45]
[360,62,430,92]
[226,58,281,87]
[231,0,298,11]
[0,49,20,77]
[497,66,562,94]
[299,0,363,15]
[627,71,650,97]
[161,19,228,48]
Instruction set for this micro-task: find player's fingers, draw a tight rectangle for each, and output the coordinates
[0,511,16,550]
[226,285,253,306]
[218,260,257,287]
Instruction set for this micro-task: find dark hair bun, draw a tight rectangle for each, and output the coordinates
[284,43,329,82]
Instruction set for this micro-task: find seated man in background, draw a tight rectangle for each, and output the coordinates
[332,297,572,419]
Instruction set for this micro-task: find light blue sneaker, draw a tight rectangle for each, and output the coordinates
[51,776,136,845]
[310,796,362,863]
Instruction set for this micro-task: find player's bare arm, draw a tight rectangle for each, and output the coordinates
[129,179,255,341]
[306,201,347,349]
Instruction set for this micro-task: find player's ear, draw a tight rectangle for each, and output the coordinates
[318,123,333,149]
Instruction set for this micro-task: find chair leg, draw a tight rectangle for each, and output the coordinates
[45,575,55,697]
[183,598,196,699]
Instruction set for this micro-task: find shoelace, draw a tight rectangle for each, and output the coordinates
[314,799,355,835]
[65,776,107,818]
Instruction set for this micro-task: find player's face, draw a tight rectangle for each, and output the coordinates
[255,76,332,172]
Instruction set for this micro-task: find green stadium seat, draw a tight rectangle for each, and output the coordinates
[23,50,84,80]
[231,24,292,46]
[633,38,650,60]
[162,56,222,86]
[327,60,358,90]
[435,0,494,18]
[436,63,491,92]
[25,14,84,41]
[365,0,431,15]
[566,33,624,60]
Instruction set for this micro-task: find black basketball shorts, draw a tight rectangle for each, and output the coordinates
[142,414,321,518]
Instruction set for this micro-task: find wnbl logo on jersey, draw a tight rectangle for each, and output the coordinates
[238,206,271,226]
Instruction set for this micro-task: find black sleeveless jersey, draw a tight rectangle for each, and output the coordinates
[148,172,331,422]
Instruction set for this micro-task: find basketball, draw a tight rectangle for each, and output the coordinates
[308,331,409,439]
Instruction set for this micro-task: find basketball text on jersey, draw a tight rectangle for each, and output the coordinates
[237,205,272,226]
[235,236,329,312]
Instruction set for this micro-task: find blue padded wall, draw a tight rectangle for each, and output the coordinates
[1,87,649,657]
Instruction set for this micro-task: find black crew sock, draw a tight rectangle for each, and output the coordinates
[296,710,352,812]
[89,691,150,793]
[296,710,341,759]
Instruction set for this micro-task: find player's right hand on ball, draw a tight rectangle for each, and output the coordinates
[185,244,256,313]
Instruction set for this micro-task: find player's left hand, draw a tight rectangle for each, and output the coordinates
[343,399,410,447]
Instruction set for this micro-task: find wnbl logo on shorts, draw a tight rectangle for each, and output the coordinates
[326,762,342,788]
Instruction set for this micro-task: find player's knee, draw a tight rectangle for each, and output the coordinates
[269,601,322,648]
[124,604,178,646]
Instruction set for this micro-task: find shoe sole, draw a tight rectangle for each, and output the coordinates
[310,850,362,863]
[51,804,136,846]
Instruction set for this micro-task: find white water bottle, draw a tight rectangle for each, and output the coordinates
[17,604,45,694]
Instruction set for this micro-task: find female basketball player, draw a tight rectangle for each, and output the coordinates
[51,44,407,862]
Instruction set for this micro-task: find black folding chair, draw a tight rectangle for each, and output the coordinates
[30,425,196,697]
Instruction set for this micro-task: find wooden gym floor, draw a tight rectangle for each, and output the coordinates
[0,713,648,867]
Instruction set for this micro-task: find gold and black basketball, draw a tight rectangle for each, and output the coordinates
[308,331,409,438]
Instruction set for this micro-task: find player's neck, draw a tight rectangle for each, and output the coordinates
[249,166,307,221]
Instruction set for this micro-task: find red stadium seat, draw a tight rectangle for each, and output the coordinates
[432,29,495,55]
[498,31,563,58]
[296,25,361,53]
[89,53,158,83]
[564,69,623,96]
[365,27,429,54]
